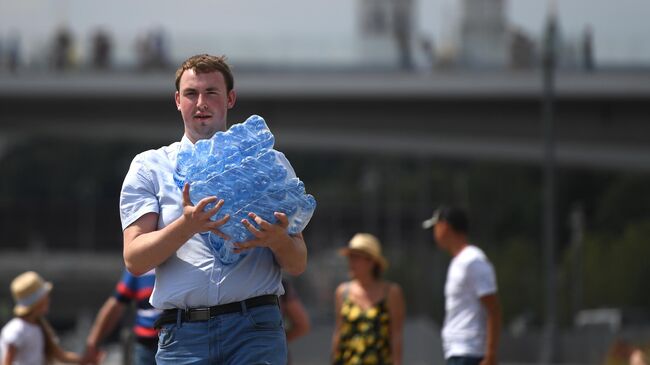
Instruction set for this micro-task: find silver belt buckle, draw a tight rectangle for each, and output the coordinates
[188,308,210,321]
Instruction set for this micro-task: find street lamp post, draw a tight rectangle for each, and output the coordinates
[540,0,558,363]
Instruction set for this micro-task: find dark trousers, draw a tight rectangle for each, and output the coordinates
[447,356,484,365]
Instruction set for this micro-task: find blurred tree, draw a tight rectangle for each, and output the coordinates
[466,163,542,247]
[489,236,543,327]
[595,176,650,236]
[580,220,650,309]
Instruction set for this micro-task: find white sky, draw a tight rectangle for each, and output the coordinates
[0,0,648,65]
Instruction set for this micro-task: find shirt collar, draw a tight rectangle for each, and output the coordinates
[180,135,194,148]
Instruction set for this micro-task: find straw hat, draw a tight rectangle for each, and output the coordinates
[11,271,52,317]
[338,233,389,271]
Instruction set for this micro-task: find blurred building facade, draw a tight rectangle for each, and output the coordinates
[0,1,641,73]
[458,0,509,68]
[358,0,415,70]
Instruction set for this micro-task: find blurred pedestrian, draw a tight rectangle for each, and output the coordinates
[332,233,405,365]
[281,278,310,342]
[82,269,161,365]
[423,206,501,365]
[134,34,150,70]
[5,31,21,73]
[91,29,112,70]
[604,339,649,365]
[630,348,648,365]
[280,278,310,364]
[148,27,169,69]
[120,53,307,364]
[582,24,595,72]
[52,26,74,71]
[0,271,82,364]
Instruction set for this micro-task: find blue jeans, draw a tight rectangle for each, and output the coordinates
[447,356,484,365]
[156,304,287,364]
[133,341,157,365]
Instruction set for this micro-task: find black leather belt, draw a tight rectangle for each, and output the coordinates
[154,294,278,328]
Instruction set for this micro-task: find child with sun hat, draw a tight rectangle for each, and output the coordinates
[1,271,84,364]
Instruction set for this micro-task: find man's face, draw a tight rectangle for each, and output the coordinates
[175,68,236,143]
[433,221,448,250]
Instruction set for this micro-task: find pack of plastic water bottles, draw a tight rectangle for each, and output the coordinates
[174,115,316,264]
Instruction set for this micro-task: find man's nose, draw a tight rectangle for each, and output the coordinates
[197,93,207,108]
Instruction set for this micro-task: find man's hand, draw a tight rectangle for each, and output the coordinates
[235,211,307,275]
[80,344,98,365]
[80,344,106,365]
[480,353,497,365]
[234,212,292,252]
[181,183,230,239]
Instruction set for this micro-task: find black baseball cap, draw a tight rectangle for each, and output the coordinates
[421,205,469,233]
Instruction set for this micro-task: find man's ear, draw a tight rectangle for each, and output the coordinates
[437,221,450,236]
[175,91,181,110]
[227,89,237,109]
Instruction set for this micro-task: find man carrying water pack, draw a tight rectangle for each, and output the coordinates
[119,54,307,364]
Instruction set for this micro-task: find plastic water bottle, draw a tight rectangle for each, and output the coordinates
[181,115,316,265]
[174,143,195,189]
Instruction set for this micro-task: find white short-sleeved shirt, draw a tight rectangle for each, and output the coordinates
[442,245,498,359]
[0,317,46,365]
[120,136,283,309]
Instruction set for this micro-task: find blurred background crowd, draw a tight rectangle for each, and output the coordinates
[0,0,649,364]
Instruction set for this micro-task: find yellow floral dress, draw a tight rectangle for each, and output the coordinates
[333,287,392,365]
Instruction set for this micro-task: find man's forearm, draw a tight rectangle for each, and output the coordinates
[86,298,125,349]
[479,293,501,364]
[124,216,195,275]
[270,234,307,275]
[485,305,501,359]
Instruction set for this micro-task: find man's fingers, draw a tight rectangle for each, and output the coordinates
[212,214,230,227]
[208,217,230,239]
[274,212,289,228]
[257,219,274,232]
[206,199,225,217]
[234,240,258,253]
[195,196,219,212]
[248,212,260,222]
[210,229,230,241]
[241,218,263,238]
[182,183,192,207]
[233,242,247,253]
[249,212,274,231]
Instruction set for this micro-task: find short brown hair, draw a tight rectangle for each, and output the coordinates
[175,54,234,92]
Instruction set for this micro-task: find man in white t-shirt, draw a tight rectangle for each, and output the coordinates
[423,206,502,365]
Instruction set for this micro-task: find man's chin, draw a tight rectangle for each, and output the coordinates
[202,127,225,139]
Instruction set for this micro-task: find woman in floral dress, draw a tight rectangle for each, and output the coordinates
[332,233,406,365]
